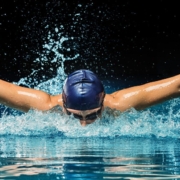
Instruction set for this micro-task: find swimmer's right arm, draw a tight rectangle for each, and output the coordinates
[0,79,63,112]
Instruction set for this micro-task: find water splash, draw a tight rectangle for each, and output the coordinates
[0,98,180,138]
[15,26,79,91]
[1,3,180,139]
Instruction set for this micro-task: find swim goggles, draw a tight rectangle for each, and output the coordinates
[64,106,102,120]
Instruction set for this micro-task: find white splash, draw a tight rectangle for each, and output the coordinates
[1,20,180,139]
[15,26,79,90]
[0,98,180,138]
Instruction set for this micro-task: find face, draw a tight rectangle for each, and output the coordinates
[64,106,103,126]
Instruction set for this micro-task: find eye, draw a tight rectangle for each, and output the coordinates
[86,109,102,120]
[86,112,97,120]
[73,114,83,120]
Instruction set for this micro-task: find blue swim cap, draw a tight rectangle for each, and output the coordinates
[62,69,105,110]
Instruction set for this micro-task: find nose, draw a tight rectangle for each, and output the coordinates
[80,120,88,126]
[79,119,96,126]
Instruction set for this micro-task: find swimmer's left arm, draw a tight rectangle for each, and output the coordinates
[104,74,180,111]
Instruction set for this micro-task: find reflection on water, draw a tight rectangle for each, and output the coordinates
[1,99,180,179]
[1,136,180,179]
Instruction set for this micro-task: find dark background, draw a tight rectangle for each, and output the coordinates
[0,0,180,85]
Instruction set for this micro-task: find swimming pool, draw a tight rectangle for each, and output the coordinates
[1,76,180,179]
[1,130,180,179]
[1,4,180,178]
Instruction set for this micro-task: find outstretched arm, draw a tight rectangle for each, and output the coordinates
[104,74,180,111]
[0,79,62,112]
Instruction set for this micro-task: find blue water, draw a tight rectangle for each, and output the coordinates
[1,136,180,179]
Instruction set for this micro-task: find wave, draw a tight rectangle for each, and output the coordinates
[1,98,180,138]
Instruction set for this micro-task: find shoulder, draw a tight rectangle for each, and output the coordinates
[103,85,146,111]
[50,94,63,108]
[104,92,126,111]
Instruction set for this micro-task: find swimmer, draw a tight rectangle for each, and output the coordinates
[0,69,180,126]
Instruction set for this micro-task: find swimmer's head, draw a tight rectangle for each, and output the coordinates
[62,69,105,110]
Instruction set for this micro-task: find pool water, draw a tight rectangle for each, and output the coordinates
[1,77,180,179]
[0,136,180,179]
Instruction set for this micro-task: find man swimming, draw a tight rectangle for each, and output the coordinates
[0,69,180,126]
